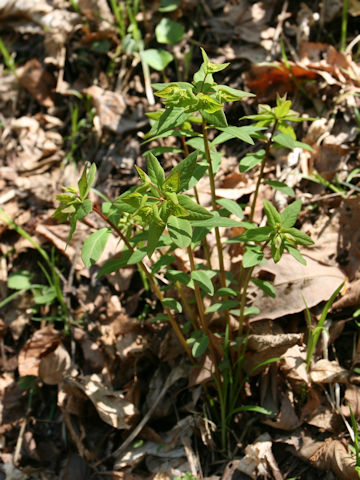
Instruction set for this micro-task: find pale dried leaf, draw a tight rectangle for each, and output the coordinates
[18,326,61,377]
[306,405,342,431]
[221,433,282,480]
[61,374,138,429]
[38,343,71,385]
[251,254,345,321]
[17,59,55,107]
[310,359,350,384]
[263,390,301,431]
[114,416,193,470]
[280,345,310,389]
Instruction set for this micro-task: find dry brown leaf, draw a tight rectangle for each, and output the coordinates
[221,433,282,480]
[38,343,71,385]
[61,374,138,429]
[263,390,301,431]
[73,328,105,372]
[18,326,61,377]
[306,405,342,432]
[243,334,302,376]
[17,59,55,107]
[280,344,309,390]
[247,334,302,352]
[83,85,128,134]
[341,385,360,417]
[114,416,193,470]
[250,254,345,322]
[310,359,350,384]
[310,439,358,480]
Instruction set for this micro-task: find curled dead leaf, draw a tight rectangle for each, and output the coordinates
[18,326,61,378]
[38,343,71,385]
[310,359,350,384]
[60,375,138,429]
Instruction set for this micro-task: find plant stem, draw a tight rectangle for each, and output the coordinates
[202,120,231,333]
[187,244,221,383]
[249,121,278,223]
[238,121,278,332]
[92,205,193,360]
[181,135,212,270]
[202,120,227,287]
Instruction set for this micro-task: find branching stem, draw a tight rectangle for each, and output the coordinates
[92,205,193,361]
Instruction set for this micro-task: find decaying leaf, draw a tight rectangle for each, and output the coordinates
[280,344,309,390]
[114,416,193,470]
[250,254,345,322]
[221,433,282,480]
[38,343,71,385]
[244,333,302,376]
[60,374,138,429]
[310,359,350,384]
[18,326,61,378]
[263,389,301,431]
[17,59,55,107]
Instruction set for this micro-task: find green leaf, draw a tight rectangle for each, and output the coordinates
[141,49,173,71]
[163,170,180,193]
[167,215,192,248]
[97,249,147,276]
[169,151,198,192]
[145,152,165,187]
[8,270,32,290]
[215,287,239,297]
[177,195,213,220]
[33,286,57,305]
[280,199,302,228]
[78,163,96,201]
[190,216,246,228]
[191,270,215,296]
[263,200,281,228]
[244,306,260,316]
[264,180,295,197]
[147,222,166,257]
[205,300,238,313]
[237,226,272,242]
[78,165,88,201]
[285,244,307,265]
[192,335,209,357]
[271,235,284,263]
[155,18,184,44]
[215,85,255,102]
[274,99,292,118]
[239,150,265,173]
[135,165,151,184]
[162,297,182,312]
[216,198,244,219]
[200,108,228,128]
[243,246,264,268]
[200,47,229,74]
[251,278,276,298]
[151,254,175,273]
[282,227,314,245]
[273,133,296,149]
[148,107,190,137]
[166,269,192,287]
[214,126,265,146]
[86,163,97,194]
[158,0,180,12]
[82,227,111,267]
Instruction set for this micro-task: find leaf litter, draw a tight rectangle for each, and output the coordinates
[1,0,360,479]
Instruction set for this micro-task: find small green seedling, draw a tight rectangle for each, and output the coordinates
[304,281,344,371]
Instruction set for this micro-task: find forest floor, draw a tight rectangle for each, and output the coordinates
[1,1,360,479]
